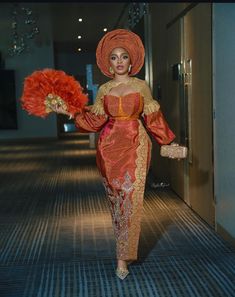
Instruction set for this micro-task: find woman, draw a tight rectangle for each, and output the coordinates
[53,29,176,280]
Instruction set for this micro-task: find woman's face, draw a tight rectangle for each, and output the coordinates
[109,47,131,76]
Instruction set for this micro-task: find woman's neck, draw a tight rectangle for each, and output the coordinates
[113,74,131,84]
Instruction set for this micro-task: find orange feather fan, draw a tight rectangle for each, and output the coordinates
[20,69,89,118]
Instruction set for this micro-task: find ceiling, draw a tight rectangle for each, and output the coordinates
[0,2,129,55]
[49,3,129,52]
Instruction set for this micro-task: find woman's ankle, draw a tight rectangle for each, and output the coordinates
[117,259,127,269]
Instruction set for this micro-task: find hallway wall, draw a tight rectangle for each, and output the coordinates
[55,51,96,79]
[0,3,57,140]
[149,3,214,228]
[149,3,190,183]
[213,4,235,243]
[149,3,235,244]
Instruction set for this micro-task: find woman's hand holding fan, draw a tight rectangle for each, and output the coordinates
[45,93,72,118]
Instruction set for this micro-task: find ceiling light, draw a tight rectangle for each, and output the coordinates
[78,48,81,52]
[78,18,83,22]
[103,28,108,32]
[77,35,82,39]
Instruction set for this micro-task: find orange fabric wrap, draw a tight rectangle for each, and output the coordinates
[96,29,145,78]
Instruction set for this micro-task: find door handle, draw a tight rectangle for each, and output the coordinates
[184,59,193,164]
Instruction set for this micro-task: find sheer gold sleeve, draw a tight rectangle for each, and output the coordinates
[140,81,160,115]
[138,80,175,144]
[90,85,106,115]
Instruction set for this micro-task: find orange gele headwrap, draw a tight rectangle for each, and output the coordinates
[96,28,145,78]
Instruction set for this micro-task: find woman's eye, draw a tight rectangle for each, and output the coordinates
[123,55,129,59]
[111,56,116,60]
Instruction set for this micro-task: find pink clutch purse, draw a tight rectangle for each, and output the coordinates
[160,143,188,159]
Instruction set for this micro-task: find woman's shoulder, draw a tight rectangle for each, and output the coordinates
[98,80,114,93]
[131,77,149,88]
[98,81,109,89]
[132,77,148,84]
[131,77,144,83]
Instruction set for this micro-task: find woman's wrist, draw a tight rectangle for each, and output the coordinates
[73,112,81,119]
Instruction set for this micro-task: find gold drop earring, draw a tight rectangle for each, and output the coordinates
[109,67,114,74]
[128,64,132,73]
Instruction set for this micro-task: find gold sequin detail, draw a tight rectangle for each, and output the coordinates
[102,172,134,257]
[124,121,150,260]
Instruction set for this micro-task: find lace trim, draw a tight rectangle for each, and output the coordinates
[143,100,160,115]
[126,121,149,259]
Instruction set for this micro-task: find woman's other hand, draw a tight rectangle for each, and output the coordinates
[50,104,73,119]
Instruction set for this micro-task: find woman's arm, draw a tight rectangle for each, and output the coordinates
[74,85,108,133]
[74,106,108,133]
[143,109,176,145]
[141,81,176,145]
[49,85,108,133]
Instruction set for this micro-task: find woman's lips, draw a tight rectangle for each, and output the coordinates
[117,66,124,70]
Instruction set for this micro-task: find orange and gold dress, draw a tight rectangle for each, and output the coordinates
[74,77,175,261]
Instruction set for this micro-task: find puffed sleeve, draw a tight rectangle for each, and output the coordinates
[74,85,108,133]
[141,81,176,145]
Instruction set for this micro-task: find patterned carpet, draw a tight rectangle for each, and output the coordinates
[0,133,235,297]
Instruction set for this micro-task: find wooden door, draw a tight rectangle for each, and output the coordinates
[166,18,189,203]
[184,4,214,226]
[166,4,214,226]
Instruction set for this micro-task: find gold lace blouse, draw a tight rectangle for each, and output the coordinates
[90,77,160,116]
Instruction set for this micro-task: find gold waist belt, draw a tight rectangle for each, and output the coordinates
[110,115,139,120]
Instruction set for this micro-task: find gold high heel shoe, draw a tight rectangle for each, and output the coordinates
[116,267,129,280]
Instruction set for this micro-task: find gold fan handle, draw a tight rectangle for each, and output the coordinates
[45,93,68,114]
